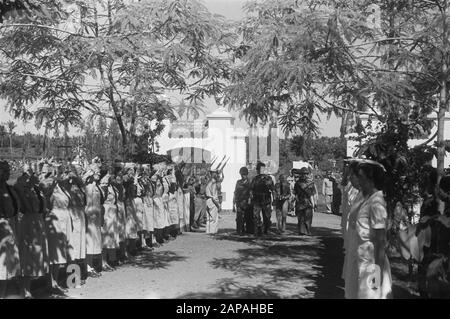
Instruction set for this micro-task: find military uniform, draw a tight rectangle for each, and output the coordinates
[294,178,316,235]
[234,178,251,235]
[274,179,291,233]
[250,174,274,236]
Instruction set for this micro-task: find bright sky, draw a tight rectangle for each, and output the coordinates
[0,0,341,137]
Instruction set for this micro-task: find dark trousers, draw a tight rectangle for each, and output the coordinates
[245,206,254,234]
[296,207,313,235]
[236,205,249,235]
[253,203,272,235]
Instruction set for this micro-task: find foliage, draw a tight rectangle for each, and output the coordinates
[356,118,436,216]
[0,0,236,160]
[290,135,346,162]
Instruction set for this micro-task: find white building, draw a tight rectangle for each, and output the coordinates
[154,106,280,210]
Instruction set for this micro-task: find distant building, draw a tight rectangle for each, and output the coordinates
[154,106,280,210]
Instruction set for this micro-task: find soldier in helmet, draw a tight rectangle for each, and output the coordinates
[233,167,251,236]
[249,162,275,236]
[293,167,317,236]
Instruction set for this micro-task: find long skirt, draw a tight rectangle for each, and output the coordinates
[45,208,71,265]
[0,217,21,280]
[102,203,118,249]
[143,196,154,233]
[18,213,49,277]
[153,197,167,230]
[168,194,179,226]
[134,198,145,233]
[85,206,102,255]
[68,207,86,261]
[125,200,139,240]
[116,201,126,243]
[177,190,186,229]
[183,193,190,231]
[206,199,219,234]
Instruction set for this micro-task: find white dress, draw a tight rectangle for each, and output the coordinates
[103,183,118,249]
[85,183,103,255]
[346,190,392,299]
[143,183,155,233]
[46,184,72,265]
[68,184,86,261]
[0,185,21,280]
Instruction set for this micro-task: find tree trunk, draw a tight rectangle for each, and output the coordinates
[437,0,449,214]
[64,123,69,160]
[9,135,12,158]
[43,125,48,157]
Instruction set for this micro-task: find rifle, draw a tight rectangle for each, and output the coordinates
[217,156,230,172]
[213,155,227,171]
[209,155,218,168]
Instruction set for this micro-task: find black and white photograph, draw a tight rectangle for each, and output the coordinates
[0,0,449,303]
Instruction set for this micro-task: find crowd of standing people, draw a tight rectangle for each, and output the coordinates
[233,162,319,238]
[0,155,225,299]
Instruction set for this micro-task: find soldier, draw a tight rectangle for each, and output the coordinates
[249,162,275,237]
[233,167,251,236]
[274,174,291,234]
[293,167,317,236]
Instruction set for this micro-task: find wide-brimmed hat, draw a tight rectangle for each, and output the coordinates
[357,159,386,173]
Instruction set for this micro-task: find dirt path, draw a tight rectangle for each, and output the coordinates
[63,211,346,299]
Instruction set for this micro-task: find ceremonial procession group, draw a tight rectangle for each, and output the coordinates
[0,155,224,299]
[233,163,319,238]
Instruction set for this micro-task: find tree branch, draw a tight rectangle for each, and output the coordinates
[310,89,378,116]
[0,23,95,38]
[413,130,438,148]
[345,37,418,49]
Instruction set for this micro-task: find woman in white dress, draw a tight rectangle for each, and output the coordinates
[0,161,21,298]
[142,166,155,248]
[44,165,72,294]
[67,165,87,283]
[123,165,140,255]
[165,167,179,240]
[134,165,151,251]
[15,165,49,298]
[153,171,167,245]
[345,160,392,299]
[100,170,118,270]
[84,164,104,277]
[113,167,128,263]
[342,160,364,298]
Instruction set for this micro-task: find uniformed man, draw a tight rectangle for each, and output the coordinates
[233,167,251,236]
[274,174,291,233]
[294,167,317,236]
[250,162,275,236]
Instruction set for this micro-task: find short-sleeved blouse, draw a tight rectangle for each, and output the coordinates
[356,190,387,244]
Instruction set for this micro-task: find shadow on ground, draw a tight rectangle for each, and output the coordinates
[177,222,346,299]
[128,250,188,270]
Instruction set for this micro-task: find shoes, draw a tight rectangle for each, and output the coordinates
[87,270,102,278]
[50,286,68,295]
[102,264,115,272]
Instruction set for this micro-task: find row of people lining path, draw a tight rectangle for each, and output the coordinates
[0,156,223,299]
